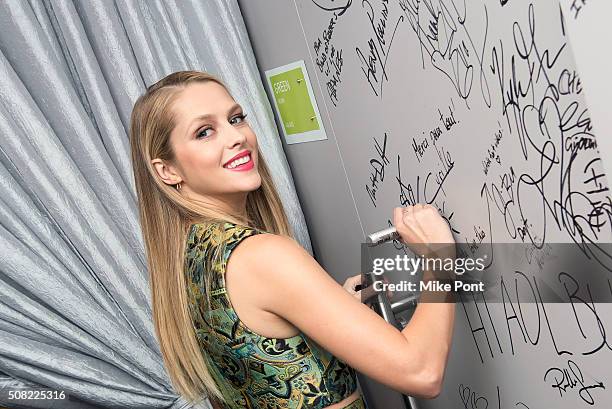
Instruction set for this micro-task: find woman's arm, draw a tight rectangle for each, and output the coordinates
[227,205,455,398]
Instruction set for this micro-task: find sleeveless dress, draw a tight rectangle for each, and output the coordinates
[184,221,367,409]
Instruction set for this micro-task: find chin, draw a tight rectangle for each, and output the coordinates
[248,174,262,191]
[238,173,262,193]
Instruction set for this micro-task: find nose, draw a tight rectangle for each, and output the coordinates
[223,122,247,148]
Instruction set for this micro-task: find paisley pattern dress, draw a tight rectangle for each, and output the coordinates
[184,221,366,408]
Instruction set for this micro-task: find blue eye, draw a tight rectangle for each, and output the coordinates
[195,113,248,139]
[196,127,213,139]
[231,113,248,124]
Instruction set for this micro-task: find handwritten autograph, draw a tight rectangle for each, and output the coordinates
[356,0,404,98]
[399,0,492,108]
[544,359,605,405]
[365,132,390,207]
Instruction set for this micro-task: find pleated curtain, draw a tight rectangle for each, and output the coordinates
[0,0,311,407]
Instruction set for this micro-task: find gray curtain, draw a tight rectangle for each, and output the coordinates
[0,0,312,408]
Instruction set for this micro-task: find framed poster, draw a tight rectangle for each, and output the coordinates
[265,60,327,144]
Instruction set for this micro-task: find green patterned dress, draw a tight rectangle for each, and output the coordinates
[184,221,367,409]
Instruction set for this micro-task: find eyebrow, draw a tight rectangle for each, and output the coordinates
[185,103,243,137]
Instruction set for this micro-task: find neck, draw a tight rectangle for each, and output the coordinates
[187,190,249,221]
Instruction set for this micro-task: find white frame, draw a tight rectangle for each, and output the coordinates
[264,60,327,144]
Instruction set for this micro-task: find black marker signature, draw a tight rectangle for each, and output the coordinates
[314,13,345,106]
[311,0,352,16]
[365,132,390,207]
[356,0,404,98]
[569,0,587,20]
[399,0,491,108]
[544,359,605,405]
[396,148,458,235]
[459,384,531,409]
[488,3,612,269]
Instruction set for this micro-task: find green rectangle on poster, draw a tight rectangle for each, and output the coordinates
[269,67,320,135]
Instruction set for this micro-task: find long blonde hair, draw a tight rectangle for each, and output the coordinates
[129,71,292,405]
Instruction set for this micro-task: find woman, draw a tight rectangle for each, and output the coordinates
[129,71,456,409]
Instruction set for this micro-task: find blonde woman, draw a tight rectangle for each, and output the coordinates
[129,71,456,409]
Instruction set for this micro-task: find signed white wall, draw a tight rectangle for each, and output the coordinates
[240,1,612,408]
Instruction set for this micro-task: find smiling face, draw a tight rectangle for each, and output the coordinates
[151,81,261,214]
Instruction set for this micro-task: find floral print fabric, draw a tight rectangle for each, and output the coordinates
[184,222,360,408]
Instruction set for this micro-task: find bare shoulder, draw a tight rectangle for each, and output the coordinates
[224,232,316,334]
[226,232,310,296]
[230,231,320,273]
[235,231,304,257]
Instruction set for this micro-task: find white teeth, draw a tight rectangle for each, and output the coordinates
[225,154,250,169]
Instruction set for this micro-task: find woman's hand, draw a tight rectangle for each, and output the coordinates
[343,273,393,302]
[342,274,362,299]
[393,204,455,259]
